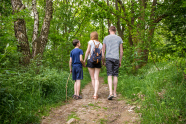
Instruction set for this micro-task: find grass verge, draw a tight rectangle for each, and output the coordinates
[117,61,186,123]
[0,67,90,124]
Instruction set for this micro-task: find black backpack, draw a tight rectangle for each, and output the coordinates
[90,41,102,64]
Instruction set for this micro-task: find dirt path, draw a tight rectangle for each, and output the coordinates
[41,77,140,124]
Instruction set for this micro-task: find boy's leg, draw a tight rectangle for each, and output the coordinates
[94,68,100,96]
[88,68,95,90]
[72,67,77,97]
[76,80,81,96]
[113,76,118,97]
[74,81,77,95]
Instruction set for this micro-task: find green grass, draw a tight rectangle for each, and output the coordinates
[102,107,108,110]
[0,67,90,124]
[67,111,80,121]
[117,61,186,123]
[99,118,108,124]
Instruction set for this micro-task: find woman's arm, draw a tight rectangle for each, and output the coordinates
[80,55,86,67]
[84,43,91,62]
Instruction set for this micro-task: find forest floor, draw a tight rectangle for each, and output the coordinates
[41,77,140,124]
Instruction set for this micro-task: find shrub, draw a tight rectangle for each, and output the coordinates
[117,61,186,123]
[0,67,90,124]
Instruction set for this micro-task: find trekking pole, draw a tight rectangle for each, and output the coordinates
[66,72,71,102]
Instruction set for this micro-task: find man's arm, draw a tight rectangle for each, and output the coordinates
[102,43,106,65]
[69,57,72,72]
[80,55,86,67]
[119,44,123,67]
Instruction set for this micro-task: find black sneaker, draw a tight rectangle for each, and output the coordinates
[72,95,76,99]
[75,95,82,100]
[77,95,82,99]
[108,95,114,100]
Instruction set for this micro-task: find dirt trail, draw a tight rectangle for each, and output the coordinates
[41,77,140,124]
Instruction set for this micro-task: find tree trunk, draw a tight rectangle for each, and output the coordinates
[11,0,31,65]
[32,0,53,59]
[107,0,111,35]
[135,0,147,70]
[115,0,124,39]
[32,0,39,58]
[11,0,53,65]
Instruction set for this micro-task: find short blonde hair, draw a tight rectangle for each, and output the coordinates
[90,31,98,41]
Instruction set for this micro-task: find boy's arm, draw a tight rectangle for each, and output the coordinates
[80,55,86,67]
[69,57,72,72]
[119,43,123,67]
[102,43,106,65]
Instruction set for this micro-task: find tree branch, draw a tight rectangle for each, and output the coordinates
[32,0,39,42]
[93,0,129,25]
[154,14,168,23]
[73,16,86,37]
[32,0,53,58]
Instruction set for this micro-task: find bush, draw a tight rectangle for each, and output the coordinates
[0,67,90,124]
[117,61,186,123]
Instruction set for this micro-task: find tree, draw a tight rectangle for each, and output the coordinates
[93,0,183,70]
[11,0,53,65]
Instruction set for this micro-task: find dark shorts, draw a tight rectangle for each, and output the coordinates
[106,58,119,76]
[72,66,83,80]
[86,59,102,68]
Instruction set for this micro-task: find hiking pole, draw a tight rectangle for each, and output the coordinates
[66,72,71,102]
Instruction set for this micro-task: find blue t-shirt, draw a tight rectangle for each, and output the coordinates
[70,48,83,68]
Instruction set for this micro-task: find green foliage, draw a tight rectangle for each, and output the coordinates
[0,67,90,123]
[1,0,186,123]
[117,61,186,123]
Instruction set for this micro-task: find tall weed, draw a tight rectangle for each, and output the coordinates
[0,67,90,124]
[118,61,186,123]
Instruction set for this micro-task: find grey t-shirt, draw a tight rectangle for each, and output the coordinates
[103,34,123,60]
[88,40,103,60]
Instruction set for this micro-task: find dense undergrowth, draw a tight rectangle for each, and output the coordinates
[0,67,90,124]
[117,61,186,123]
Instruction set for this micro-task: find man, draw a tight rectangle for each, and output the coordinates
[102,26,123,100]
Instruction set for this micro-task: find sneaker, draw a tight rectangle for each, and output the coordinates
[73,95,76,99]
[77,95,82,99]
[75,95,82,100]
[108,95,114,100]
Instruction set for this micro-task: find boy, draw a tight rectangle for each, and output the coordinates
[69,39,86,100]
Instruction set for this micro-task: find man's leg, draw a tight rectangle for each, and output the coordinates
[106,58,114,100]
[113,76,118,97]
[108,76,113,96]
[113,59,119,97]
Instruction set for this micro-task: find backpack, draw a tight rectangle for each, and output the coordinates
[90,41,102,64]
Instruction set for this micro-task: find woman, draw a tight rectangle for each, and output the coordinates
[84,32,103,100]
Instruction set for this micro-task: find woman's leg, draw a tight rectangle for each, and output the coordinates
[94,68,101,96]
[88,68,95,90]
